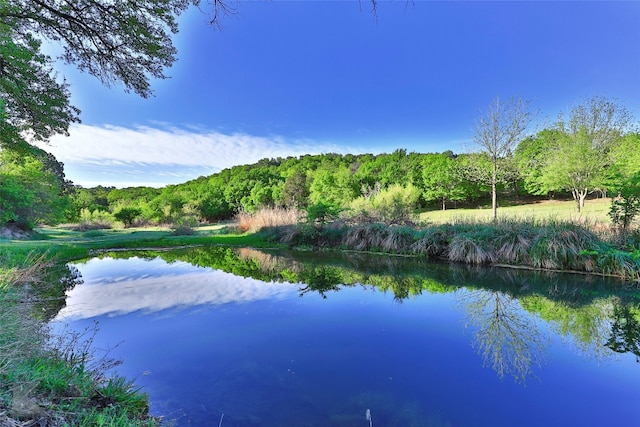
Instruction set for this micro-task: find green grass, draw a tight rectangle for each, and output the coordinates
[419,198,611,224]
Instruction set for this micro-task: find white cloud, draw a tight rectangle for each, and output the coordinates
[38,124,354,187]
[48,125,345,169]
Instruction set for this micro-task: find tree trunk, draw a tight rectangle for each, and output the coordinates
[572,188,588,213]
[572,189,581,213]
[491,163,498,221]
[579,191,587,212]
[492,181,497,221]
[442,197,446,211]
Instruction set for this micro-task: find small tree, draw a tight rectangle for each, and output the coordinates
[472,97,532,220]
[305,202,343,228]
[114,207,142,228]
[609,172,640,232]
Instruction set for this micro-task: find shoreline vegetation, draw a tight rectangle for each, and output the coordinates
[1,200,639,426]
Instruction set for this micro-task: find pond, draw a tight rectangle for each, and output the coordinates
[51,247,640,426]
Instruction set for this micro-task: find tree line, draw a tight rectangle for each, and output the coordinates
[1,96,637,230]
[55,96,637,230]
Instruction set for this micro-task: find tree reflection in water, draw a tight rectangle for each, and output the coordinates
[458,289,547,382]
[91,246,640,380]
[606,303,640,362]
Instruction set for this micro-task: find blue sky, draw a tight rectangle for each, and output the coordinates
[40,1,640,188]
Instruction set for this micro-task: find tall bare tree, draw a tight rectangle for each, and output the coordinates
[471,97,532,220]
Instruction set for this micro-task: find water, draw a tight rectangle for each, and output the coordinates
[51,247,640,426]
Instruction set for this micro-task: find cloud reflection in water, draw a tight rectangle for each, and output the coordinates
[55,256,297,321]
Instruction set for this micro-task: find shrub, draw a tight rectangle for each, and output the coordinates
[305,202,343,227]
[348,184,420,225]
[74,209,114,231]
[609,172,640,232]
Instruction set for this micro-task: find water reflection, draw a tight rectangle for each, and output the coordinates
[606,302,640,362]
[55,256,295,321]
[458,289,547,382]
[31,262,83,321]
[58,246,640,386]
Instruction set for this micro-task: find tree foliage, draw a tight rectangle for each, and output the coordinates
[0,11,79,147]
[608,171,640,231]
[1,0,195,98]
[114,207,142,228]
[0,145,70,228]
[422,152,467,210]
[535,97,634,212]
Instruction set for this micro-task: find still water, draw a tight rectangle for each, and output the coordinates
[52,247,640,426]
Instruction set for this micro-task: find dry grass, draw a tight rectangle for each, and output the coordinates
[236,207,303,233]
[0,255,50,373]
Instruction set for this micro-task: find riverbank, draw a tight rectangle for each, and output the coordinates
[262,218,640,283]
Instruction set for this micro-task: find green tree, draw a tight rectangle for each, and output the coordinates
[539,130,607,212]
[471,97,532,220]
[114,207,142,228]
[514,129,564,197]
[281,168,309,208]
[0,11,78,148]
[305,201,343,227]
[538,97,633,212]
[309,164,357,207]
[559,96,633,150]
[608,171,640,232]
[1,0,194,99]
[0,147,69,228]
[422,152,466,210]
[608,132,640,190]
[0,0,204,228]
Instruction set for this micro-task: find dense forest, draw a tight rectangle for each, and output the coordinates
[1,98,639,230]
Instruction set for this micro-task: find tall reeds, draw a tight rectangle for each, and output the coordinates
[236,207,303,233]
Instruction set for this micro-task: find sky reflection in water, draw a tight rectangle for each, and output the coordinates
[53,250,640,427]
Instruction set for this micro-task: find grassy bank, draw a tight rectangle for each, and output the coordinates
[0,254,158,426]
[264,217,640,283]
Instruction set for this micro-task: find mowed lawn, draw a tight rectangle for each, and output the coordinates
[419,198,612,224]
